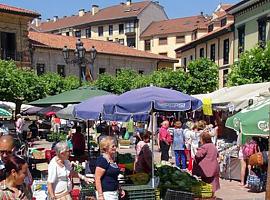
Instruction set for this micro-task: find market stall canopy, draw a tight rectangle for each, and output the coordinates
[75,94,117,120]
[56,104,77,120]
[37,105,63,116]
[225,97,270,136]
[0,101,33,112]
[28,86,111,106]
[21,106,43,116]
[103,86,202,122]
[192,82,270,111]
[0,108,12,117]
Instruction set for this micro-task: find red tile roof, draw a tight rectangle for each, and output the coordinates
[28,31,177,63]
[175,22,234,52]
[35,1,152,32]
[140,15,209,38]
[0,3,40,17]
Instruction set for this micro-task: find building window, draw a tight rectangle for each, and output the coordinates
[57,65,65,77]
[223,39,229,65]
[258,18,266,47]
[238,26,245,56]
[159,37,167,45]
[210,44,215,61]
[190,55,193,61]
[159,52,168,56]
[86,28,91,38]
[125,21,135,33]
[109,25,113,36]
[144,40,151,51]
[0,32,16,60]
[138,70,144,74]
[221,18,227,27]
[208,24,214,32]
[66,32,70,36]
[176,51,181,59]
[98,26,103,36]
[223,69,229,87]
[199,48,204,58]
[176,35,185,43]
[75,30,81,38]
[119,24,124,34]
[127,37,136,47]
[183,57,187,71]
[119,39,124,45]
[99,68,106,74]
[36,63,45,76]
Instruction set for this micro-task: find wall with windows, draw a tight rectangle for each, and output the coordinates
[233,1,270,59]
[32,47,174,79]
[0,13,33,67]
[180,32,234,87]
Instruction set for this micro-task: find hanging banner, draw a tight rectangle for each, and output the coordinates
[202,97,213,116]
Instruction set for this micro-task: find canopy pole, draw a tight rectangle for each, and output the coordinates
[151,111,155,188]
[87,120,90,157]
[265,104,270,199]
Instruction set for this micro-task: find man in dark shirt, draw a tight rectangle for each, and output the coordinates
[72,126,85,156]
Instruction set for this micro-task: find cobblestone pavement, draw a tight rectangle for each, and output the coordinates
[33,139,265,200]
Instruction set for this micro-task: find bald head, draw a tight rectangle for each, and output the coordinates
[0,135,15,159]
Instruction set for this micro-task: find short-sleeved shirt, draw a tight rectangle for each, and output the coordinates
[47,157,73,193]
[96,156,120,192]
[0,181,31,200]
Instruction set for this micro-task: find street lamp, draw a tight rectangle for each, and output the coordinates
[62,38,97,85]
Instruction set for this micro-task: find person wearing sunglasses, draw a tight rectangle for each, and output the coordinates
[95,136,125,200]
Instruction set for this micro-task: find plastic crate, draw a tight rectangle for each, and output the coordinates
[191,182,212,198]
[122,185,155,200]
[165,189,194,200]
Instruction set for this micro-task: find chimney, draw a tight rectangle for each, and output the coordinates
[46,18,50,22]
[92,5,99,15]
[79,9,85,17]
[126,0,132,6]
[34,17,41,27]
[53,16,58,22]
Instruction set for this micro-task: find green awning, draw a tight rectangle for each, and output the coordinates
[29,86,111,106]
[0,108,12,117]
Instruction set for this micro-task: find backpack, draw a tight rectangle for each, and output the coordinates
[243,140,258,157]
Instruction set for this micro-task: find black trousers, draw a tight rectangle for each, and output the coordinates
[160,141,170,161]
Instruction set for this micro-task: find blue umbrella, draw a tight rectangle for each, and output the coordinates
[103,86,202,122]
[74,94,118,120]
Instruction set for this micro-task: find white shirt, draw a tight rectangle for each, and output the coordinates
[47,157,72,193]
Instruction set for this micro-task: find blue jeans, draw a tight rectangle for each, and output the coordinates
[174,150,186,169]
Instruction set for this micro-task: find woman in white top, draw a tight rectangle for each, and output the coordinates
[47,142,93,200]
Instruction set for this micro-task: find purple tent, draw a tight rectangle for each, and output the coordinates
[74,94,117,120]
[21,106,43,116]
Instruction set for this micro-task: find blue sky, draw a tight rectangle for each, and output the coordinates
[3,0,239,20]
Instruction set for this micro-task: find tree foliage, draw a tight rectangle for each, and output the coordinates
[228,44,270,86]
[186,58,219,94]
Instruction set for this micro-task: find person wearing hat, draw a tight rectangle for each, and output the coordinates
[172,121,186,169]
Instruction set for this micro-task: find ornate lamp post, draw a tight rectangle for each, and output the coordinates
[62,38,97,85]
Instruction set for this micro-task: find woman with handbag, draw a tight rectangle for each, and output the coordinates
[95,136,125,200]
[47,142,93,200]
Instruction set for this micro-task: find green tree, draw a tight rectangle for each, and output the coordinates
[0,60,46,114]
[186,58,219,94]
[94,73,117,93]
[228,44,270,86]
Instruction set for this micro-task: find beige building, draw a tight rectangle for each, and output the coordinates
[0,3,39,68]
[175,4,234,88]
[139,15,209,69]
[29,31,177,80]
[31,0,168,51]
[227,0,270,60]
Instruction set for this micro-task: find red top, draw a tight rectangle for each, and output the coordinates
[72,133,85,151]
[159,126,172,144]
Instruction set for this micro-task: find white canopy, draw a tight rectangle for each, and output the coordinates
[192,82,270,111]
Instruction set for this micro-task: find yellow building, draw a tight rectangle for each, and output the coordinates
[31,0,168,51]
[175,4,234,88]
[139,15,209,69]
[0,3,40,68]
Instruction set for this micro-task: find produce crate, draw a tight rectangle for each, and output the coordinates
[122,185,155,200]
[165,189,194,200]
[191,182,212,198]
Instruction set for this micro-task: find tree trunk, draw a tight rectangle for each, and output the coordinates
[15,101,22,116]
